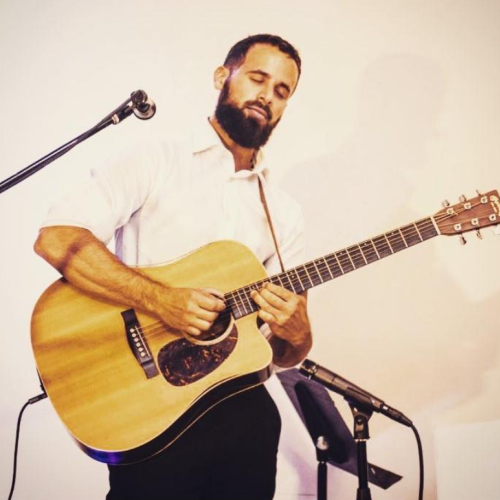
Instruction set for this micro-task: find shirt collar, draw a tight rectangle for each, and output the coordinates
[192,118,269,178]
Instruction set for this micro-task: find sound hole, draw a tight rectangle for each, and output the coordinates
[158,319,238,387]
[196,308,232,342]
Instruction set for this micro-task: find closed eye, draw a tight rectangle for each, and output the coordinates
[275,86,290,100]
[250,76,265,84]
[275,88,287,99]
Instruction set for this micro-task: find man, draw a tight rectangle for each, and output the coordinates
[35,34,312,500]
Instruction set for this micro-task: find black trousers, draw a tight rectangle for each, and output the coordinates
[106,385,282,500]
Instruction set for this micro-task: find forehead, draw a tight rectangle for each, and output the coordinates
[238,43,299,91]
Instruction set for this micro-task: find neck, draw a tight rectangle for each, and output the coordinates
[209,116,257,172]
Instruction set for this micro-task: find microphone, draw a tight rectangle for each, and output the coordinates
[130,90,156,120]
[300,359,412,427]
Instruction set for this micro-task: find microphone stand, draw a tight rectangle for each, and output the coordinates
[348,396,373,500]
[315,436,330,500]
[0,92,144,195]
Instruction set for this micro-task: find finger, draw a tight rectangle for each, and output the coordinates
[250,290,282,317]
[189,317,213,332]
[186,326,202,336]
[195,308,219,322]
[258,309,277,325]
[197,290,226,312]
[262,282,295,300]
[202,287,225,299]
[259,287,288,309]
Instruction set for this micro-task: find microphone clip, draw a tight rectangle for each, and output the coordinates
[130,90,156,120]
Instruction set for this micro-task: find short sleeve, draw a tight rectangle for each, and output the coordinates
[40,142,169,244]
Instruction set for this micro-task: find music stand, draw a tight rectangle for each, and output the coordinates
[277,369,402,496]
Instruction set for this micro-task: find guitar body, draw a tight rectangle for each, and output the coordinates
[31,241,273,464]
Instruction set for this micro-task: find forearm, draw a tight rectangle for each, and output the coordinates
[269,330,313,368]
[34,226,163,314]
[34,226,225,335]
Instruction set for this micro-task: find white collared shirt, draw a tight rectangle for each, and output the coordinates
[41,120,305,274]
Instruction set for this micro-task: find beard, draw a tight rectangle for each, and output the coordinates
[215,80,279,149]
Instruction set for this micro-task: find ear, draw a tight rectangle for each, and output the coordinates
[213,66,230,90]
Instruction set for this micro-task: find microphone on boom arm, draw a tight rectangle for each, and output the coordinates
[300,359,412,427]
[130,90,156,120]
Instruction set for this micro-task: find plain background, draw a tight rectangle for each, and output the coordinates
[1,1,499,499]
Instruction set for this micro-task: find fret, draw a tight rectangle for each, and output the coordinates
[345,249,356,269]
[400,223,422,246]
[317,257,334,281]
[383,234,395,254]
[305,262,323,286]
[346,245,367,268]
[286,268,304,293]
[271,274,285,288]
[385,230,406,253]
[302,264,315,288]
[281,269,296,292]
[357,244,368,265]
[398,228,409,248]
[335,250,354,273]
[226,294,244,319]
[359,240,380,263]
[311,260,325,284]
[292,268,307,293]
[373,235,392,258]
[236,288,252,315]
[248,281,262,291]
[417,218,438,240]
[226,213,440,320]
[242,286,259,314]
[296,266,313,290]
[325,254,344,278]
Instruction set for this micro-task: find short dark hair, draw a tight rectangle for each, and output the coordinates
[223,34,302,80]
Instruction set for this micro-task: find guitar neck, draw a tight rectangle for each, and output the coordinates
[225,216,439,319]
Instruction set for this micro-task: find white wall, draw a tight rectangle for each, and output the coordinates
[1,1,499,499]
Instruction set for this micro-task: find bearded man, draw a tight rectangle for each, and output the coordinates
[35,34,312,500]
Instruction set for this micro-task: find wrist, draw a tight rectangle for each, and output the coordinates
[270,331,313,368]
[134,274,168,316]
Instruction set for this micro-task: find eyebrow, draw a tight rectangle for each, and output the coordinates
[247,70,292,95]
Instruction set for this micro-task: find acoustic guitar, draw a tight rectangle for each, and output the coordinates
[31,190,499,464]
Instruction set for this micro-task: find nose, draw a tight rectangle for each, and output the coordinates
[257,84,274,106]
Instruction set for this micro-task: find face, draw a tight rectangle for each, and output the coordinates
[215,43,299,148]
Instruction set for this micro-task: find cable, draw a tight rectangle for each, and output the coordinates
[411,423,424,500]
[8,393,47,500]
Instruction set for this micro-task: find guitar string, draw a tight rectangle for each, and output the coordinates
[133,202,488,340]
[134,225,446,340]
[135,207,482,340]
[137,216,437,336]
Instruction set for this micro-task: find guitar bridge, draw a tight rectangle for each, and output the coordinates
[121,309,159,379]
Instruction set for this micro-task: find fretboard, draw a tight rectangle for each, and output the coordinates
[225,216,439,319]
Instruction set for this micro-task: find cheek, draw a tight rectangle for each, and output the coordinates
[229,79,259,105]
[271,101,288,123]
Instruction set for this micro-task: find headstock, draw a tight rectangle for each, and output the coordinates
[433,190,500,242]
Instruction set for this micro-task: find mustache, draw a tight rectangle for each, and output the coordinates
[245,101,272,120]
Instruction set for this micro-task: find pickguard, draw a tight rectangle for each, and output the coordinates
[158,324,238,386]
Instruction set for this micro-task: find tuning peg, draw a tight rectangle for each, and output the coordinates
[442,199,450,208]
[476,230,483,240]
[459,234,467,245]
[476,189,482,196]
[459,194,467,202]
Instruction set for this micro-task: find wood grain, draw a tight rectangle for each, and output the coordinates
[31,241,273,463]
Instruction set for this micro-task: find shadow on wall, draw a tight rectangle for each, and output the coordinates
[282,52,499,427]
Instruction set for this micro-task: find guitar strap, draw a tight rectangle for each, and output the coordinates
[258,176,286,273]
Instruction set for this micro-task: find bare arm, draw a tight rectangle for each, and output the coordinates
[34,226,225,336]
